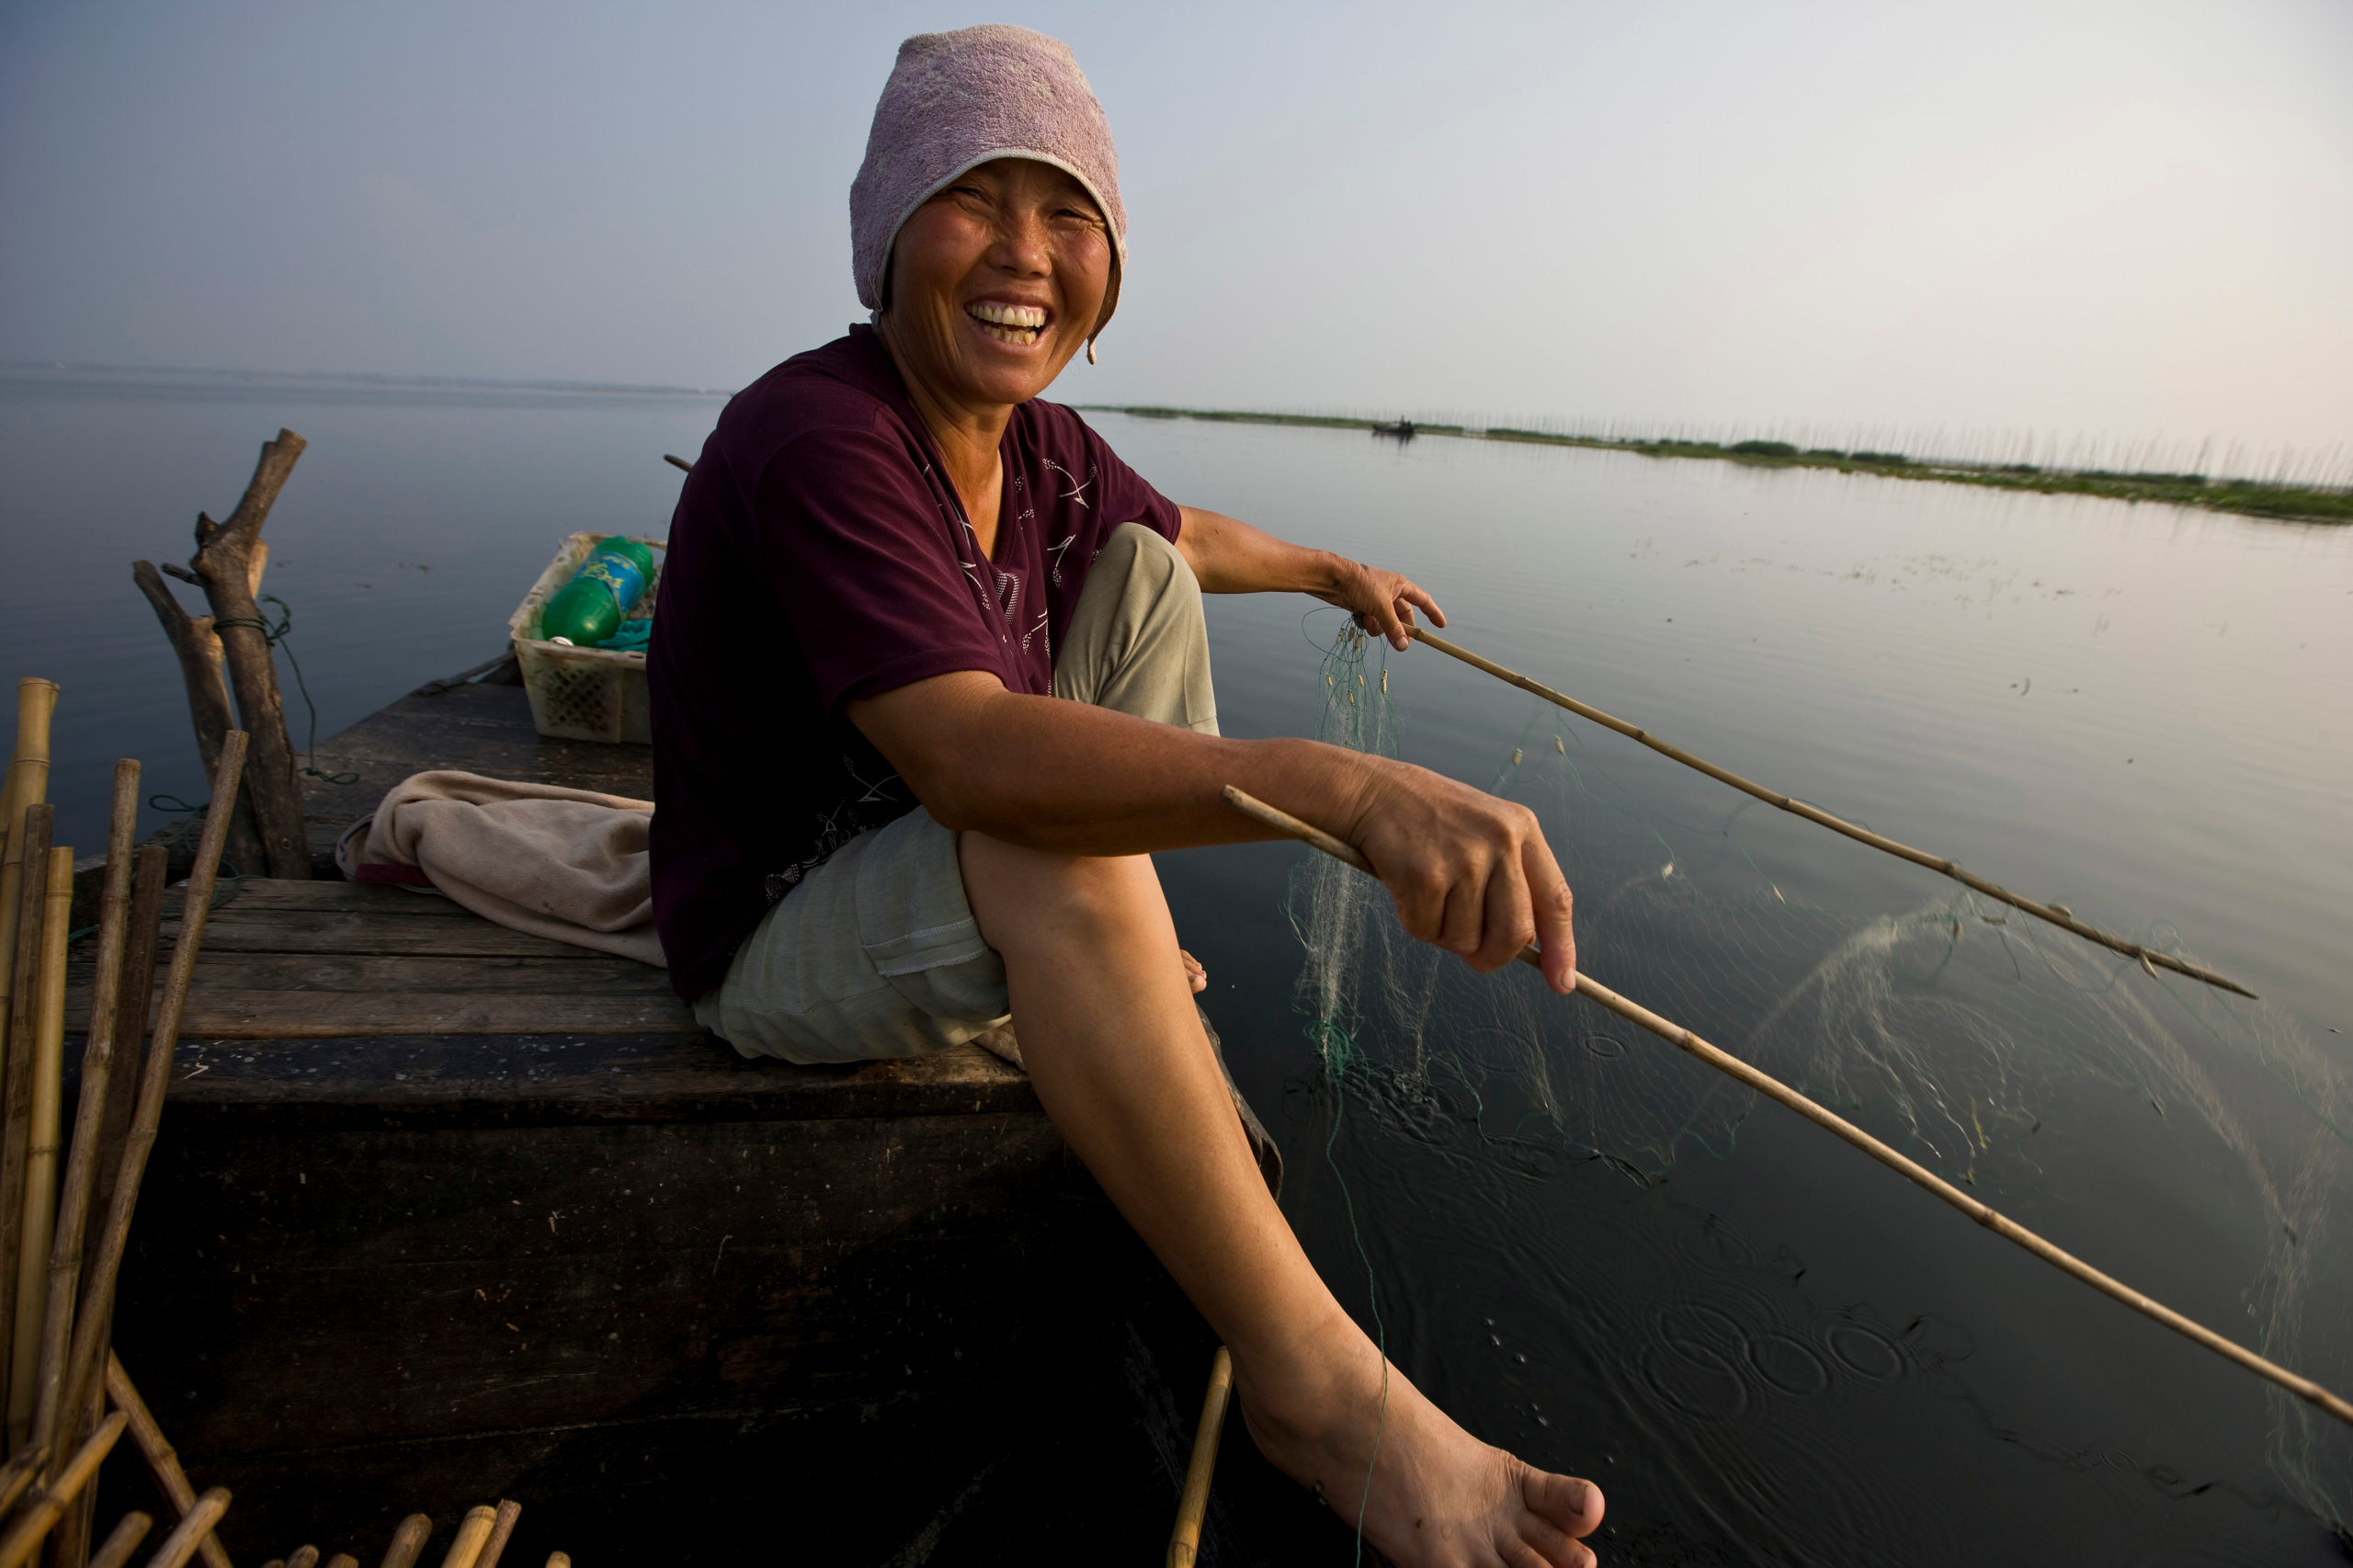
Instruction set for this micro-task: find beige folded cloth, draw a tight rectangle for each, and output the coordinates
[339,769,665,967]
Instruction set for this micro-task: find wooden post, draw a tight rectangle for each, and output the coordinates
[186,430,310,879]
[132,564,268,876]
[0,806,51,1426]
[7,844,75,1449]
[0,679,59,1089]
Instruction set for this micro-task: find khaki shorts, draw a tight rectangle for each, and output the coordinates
[696,522,1218,1064]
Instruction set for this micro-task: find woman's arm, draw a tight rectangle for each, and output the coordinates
[1175,505,1447,650]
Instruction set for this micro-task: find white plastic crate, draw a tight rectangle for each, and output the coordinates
[507,532,666,744]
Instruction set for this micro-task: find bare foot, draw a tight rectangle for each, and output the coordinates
[1233,1312,1604,1568]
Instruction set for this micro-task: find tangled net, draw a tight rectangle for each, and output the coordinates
[1288,616,2351,1534]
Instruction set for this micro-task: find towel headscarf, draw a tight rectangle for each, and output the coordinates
[850,25,1127,357]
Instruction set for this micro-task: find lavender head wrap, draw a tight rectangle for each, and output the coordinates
[850,25,1127,349]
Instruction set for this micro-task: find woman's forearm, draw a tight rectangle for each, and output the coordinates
[1175,505,1347,597]
[850,671,1379,856]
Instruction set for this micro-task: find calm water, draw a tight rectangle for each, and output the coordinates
[6,369,2350,1562]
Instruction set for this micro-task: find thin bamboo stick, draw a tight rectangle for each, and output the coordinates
[53,1359,106,1568]
[472,1503,520,1568]
[0,679,61,1085]
[377,1515,432,1568]
[59,733,246,1438]
[435,1507,495,1568]
[30,760,139,1459]
[0,1409,124,1568]
[1222,784,2353,1428]
[0,1443,45,1517]
[87,1511,151,1568]
[105,1354,233,1568]
[1404,627,2256,998]
[1165,1345,1232,1568]
[0,805,51,1424]
[141,1487,230,1568]
[6,846,73,1450]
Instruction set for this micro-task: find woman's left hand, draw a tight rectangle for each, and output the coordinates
[1322,560,1447,650]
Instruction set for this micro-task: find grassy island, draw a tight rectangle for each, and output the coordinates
[1088,406,2352,524]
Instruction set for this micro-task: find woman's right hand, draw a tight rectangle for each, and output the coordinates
[1342,757,1577,994]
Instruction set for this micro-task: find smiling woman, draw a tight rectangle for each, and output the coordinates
[646,26,1606,1568]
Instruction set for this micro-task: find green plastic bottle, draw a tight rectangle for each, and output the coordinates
[539,537,656,646]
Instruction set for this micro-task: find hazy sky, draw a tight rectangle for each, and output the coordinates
[4,1,2348,452]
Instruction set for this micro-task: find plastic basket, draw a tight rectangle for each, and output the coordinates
[507,533,666,744]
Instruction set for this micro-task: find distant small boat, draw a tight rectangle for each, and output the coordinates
[1371,420,1416,440]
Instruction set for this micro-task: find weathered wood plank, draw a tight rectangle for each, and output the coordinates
[155,1035,1034,1127]
[149,988,696,1037]
[168,908,622,959]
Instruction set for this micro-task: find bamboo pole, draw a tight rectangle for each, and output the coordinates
[1221,784,2353,1428]
[0,1443,45,1517]
[0,805,51,1421]
[0,1409,124,1568]
[141,1487,230,1568]
[0,679,60,1081]
[29,761,139,1459]
[377,1515,432,1568]
[1404,627,2256,998]
[435,1507,495,1568]
[541,1557,569,1568]
[472,1503,520,1568]
[284,1547,320,1568]
[53,1361,106,1567]
[1165,1346,1233,1568]
[86,1511,151,1568]
[59,733,245,1437]
[325,1557,358,1568]
[104,1355,233,1568]
[5,846,72,1449]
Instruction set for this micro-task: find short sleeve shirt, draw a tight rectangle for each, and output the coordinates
[647,326,1182,1002]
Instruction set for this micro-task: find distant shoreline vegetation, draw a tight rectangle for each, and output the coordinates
[1087,406,2353,525]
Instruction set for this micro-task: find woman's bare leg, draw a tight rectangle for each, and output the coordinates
[959,831,1606,1568]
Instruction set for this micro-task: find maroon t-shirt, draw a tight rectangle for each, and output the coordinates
[648,326,1182,1002]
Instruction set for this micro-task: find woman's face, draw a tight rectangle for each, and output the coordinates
[882,157,1112,413]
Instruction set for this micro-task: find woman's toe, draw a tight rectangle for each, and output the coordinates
[1523,1470,1603,1536]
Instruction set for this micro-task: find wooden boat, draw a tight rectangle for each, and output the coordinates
[70,671,1321,1562]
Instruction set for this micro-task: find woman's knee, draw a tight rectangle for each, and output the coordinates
[959,832,1168,953]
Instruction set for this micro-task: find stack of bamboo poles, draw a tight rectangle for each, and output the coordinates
[0,687,575,1568]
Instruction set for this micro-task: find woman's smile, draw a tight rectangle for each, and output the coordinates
[965,299,1050,347]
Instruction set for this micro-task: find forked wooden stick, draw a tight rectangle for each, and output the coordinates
[1221,784,2353,1428]
[0,1409,126,1568]
[107,1354,233,1568]
[1403,627,2256,998]
[30,760,139,1456]
[60,733,247,1439]
[1165,1346,1233,1568]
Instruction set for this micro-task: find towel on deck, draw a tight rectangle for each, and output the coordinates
[339,769,665,967]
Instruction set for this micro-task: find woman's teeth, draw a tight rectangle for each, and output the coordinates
[966,301,1045,345]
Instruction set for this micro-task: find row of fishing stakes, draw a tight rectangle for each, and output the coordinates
[1403,625,2257,999]
[1220,785,2353,1427]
